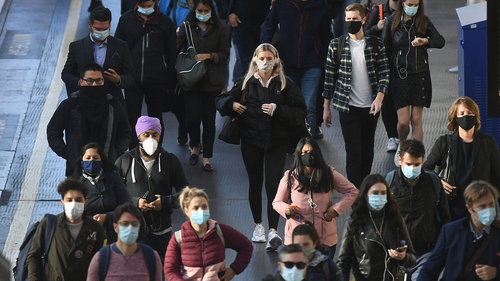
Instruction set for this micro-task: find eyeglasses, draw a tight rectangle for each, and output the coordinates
[82,78,104,85]
[117,221,140,227]
[282,261,306,270]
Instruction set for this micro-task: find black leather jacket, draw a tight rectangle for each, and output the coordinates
[381,16,444,75]
[337,215,416,281]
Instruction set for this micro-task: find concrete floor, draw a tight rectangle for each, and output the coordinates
[0,0,470,279]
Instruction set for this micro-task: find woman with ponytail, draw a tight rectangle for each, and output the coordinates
[164,187,253,281]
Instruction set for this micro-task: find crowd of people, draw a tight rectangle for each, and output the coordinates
[19,0,500,280]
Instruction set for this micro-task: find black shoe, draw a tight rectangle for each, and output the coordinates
[314,126,323,139]
[177,135,188,146]
[88,0,103,12]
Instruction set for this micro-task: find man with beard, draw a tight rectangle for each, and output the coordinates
[114,116,189,265]
[48,63,131,176]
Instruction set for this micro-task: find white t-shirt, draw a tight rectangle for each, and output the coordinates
[141,158,154,175]
[349,37,373,108]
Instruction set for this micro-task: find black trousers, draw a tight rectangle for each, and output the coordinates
[241,142,286,230]
[183,90,219,158]
[339,106,380,188]
[142,231,171,266]
[382,91,398,139]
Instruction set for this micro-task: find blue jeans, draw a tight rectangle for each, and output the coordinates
[232,22,262,76]
[287,67,322,137]
[333,0,362,38]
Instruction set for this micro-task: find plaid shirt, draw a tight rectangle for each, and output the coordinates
[322,35,389,113]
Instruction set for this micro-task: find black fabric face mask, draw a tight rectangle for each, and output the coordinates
[345,20,363,34]
[301,152,316,167]
[456,115,476,131]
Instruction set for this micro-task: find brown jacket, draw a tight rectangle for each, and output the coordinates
[176,14,230,92]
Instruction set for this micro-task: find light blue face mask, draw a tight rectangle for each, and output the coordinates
[474,207,496,226]
[404,4,419,17]
[196,12,212,22]
[402,165,422,179]
[281,266,305,281]
[191,210,210,226]
[118,225,139,245]
[138,6,154,16]
[368,194,387,211]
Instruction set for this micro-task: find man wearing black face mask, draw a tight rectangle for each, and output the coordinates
[62,6,135,110]
[48,63,131,176]
[323,3,389,189]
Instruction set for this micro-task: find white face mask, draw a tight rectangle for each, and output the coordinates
[64,202,85,220]
[141,138,158,156]
[92,29,110,42]
[138,6,154,16]
[281,266,305,281]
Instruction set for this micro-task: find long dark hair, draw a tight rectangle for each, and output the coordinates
[390,0,427,34]
[292,221,324,253]
[187,0,220,27]
[287,137,333,193]
[72,142,114,178]
[349,174,406,242]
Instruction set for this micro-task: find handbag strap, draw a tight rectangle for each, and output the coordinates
[183,21,196,50]
[459,219,500,281]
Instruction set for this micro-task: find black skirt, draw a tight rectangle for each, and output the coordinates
[391,71,432,110]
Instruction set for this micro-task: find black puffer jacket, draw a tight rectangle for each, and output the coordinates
[389,169,450,256]
[115,5,177,87]
[114,146,188,233]
[337,215,416,281]
[47,90,131,176]
[81,170,132,243]
[381,16,444,74]
[216,76,307,149]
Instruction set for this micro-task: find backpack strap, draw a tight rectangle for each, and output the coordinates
[385,170,396,187]
[98,245,111,281]
[336,35,347,64]
[379,4,383,21]
[139,243,157,281]
[175,230,182,250]
[42,214,57,266]
[215,224,225,248]
[321,260,330,280]
[119,153,132,182]
[368,35,379,55]
[426,171,442,222]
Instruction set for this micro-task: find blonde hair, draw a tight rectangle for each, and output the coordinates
[179,187,209,213]
[345,3,366,18]
[447,97,481,132]
[464,181,499,205]
[242,43,286,91]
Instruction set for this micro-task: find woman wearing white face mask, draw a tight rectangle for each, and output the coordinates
[216,43,307,251]
[337,174,416,281]
[176,0,230,171]
[114,116,189,266]
[73,142,131,244]
[380,0,444,163]
[164,187,253,280]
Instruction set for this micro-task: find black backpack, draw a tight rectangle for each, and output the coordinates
[13,214,57,281]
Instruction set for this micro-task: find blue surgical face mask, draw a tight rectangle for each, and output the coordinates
[118,225,140,244]
[281,266,305,281]
[191,210,210,226]
[82,160,102,175]
[404,4,419,17]
[402,165,422,179]
[368,194,387,211]
[474,208,496,226]
[196,12,211,22]
[138,6,155,16]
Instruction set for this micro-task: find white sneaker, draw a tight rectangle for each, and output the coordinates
[266,230,283,251]
[252,224,266,243]
[387,137,400,152]
[394,144,401,167]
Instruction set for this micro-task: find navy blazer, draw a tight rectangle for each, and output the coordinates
[61,35,135,105]
[418,217,500,281]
